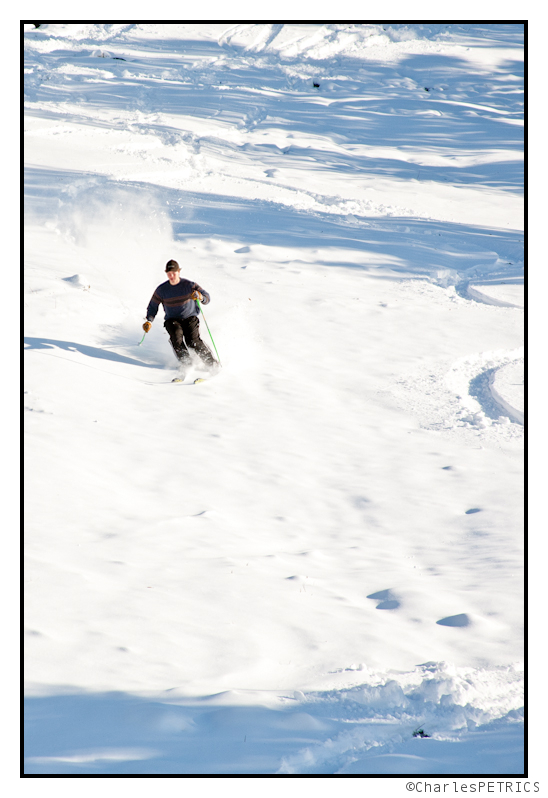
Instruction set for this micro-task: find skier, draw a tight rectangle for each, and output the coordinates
[142,260,218,374]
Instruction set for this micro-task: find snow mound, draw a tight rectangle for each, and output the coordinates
[489,360,524,425]
[62,274,90,290]
[467,280,524,308]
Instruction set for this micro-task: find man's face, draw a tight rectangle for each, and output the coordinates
[167,269,180,285]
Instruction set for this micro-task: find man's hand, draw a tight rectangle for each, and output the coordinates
[143,321,152,333]
[192,290,203,301]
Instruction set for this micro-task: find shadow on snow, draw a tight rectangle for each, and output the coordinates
[24,27,523,195]
[23,688,524,776]
[24,337,161,369]
[24,166,524,283]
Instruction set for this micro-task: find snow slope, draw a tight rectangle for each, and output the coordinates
[24,23,524,777]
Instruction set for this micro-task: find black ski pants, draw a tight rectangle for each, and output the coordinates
[164,316,215,366]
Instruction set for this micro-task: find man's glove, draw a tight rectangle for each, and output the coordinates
[143,321,152,333]
[192,290,203,301]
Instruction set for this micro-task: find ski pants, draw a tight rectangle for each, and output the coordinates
[164,316,215,366]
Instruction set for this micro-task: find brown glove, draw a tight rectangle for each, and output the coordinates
[143,321,152,333]
[192,290,203,301]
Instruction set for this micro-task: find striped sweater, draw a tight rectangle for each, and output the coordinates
[146,278,210,322]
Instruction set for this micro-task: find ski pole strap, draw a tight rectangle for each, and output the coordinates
[197,298,221,366]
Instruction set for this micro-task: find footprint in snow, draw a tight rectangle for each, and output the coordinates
[367,588,401,610]
[436,613,471,627]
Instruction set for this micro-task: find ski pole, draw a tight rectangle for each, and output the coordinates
[197,298,222,366]
[138,331,146,346]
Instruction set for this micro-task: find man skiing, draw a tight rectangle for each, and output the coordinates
[142,260,218,375]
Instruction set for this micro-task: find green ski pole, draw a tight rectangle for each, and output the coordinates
[197,298,221,366]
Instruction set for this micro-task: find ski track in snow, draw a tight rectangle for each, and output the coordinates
[24,24,524,776]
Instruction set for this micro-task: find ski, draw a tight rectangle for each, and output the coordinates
[147,364,220,385]
[146,377,207,385]
[172,376,209,384]
[167,376,210,385]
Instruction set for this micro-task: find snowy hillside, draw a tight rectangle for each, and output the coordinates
[24,23,524,777]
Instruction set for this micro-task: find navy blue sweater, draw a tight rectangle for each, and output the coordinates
[146,278,210,322]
